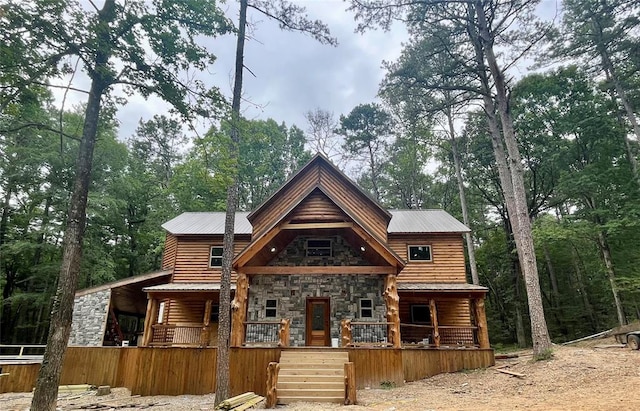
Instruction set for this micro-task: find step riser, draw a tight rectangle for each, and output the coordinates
[278,389,343,397]
[279,376,343,383]
[278,382,344,390]
[278,397,343,404]
[279,369,343,376]
[279,363,344,369]
[277,352,347,404]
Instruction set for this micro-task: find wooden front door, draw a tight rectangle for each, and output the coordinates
[306,297,330,346]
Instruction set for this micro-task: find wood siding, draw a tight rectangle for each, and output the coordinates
[171,235,250,283]
[389,234,467,283]
[1,347,494,395]
[400,298,471,326]
[318,165,389,241]
[286,190,349,223]
[251,164,320,237]
[161,233,177,269]
[167,300,205,324]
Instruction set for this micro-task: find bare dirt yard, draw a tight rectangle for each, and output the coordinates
[3,339,639,411]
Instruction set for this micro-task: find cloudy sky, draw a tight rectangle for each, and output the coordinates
[54,0,560,140]
[86,1,409,139]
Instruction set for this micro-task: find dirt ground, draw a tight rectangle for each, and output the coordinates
[2,338,639,411]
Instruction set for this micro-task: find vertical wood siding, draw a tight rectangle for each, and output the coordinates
[389,234,467,283]
[0,347,494,396]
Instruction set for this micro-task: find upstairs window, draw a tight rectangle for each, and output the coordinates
[306,239,332,257]
[359,299,373,318]
[265,299,277,318]
[210,304,220,323]
[408,245,432,262]
[210,246,223,267]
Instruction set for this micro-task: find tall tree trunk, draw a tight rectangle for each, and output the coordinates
[474,1,551,356]
[569,243,598,331]
[214,0,247,406]
[31,2,114,409]
[596,230,626,326]
[446,104,479,285]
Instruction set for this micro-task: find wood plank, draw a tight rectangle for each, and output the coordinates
[242,266,396,275]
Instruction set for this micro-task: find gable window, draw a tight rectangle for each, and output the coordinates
[265,299,277,318]
[306,239,332,257]
[210,246,223,267]
[359,299,373,318]
[411,304,431,324]
[408,245,432,262]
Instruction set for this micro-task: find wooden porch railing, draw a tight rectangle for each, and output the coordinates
[399,323,478,347]
[244,319,290,347]
[150,323,212,346]
[340,320,391,347]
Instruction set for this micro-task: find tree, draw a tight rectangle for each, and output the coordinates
[214,1,335,405]
[4,1,233,409]
[349,0,553,356]
[304,108,344,165]
[337,103,393,202]
[552,0,640,184]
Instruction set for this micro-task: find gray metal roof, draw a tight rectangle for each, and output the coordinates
[162,212,252,235]
[143,283,237,292]
[388,210,470,233]
[162,209,469,235]
[397,283,488,292]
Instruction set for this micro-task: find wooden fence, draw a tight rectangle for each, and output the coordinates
[0,346,494,396]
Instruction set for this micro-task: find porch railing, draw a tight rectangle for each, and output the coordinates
[400,324,478,347]
[341,320,391,347]
[150,323,210,346]
[244,319,290,347]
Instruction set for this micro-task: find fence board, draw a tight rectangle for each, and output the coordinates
[1,346,493,396]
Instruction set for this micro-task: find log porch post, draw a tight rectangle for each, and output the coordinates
[278,318,290,347]
[141,296,159,347]
[384,274,401,348]
[341,319,352,347]
[472,297,490,349]
[201,299,213,346]
[231,271,249,347]
[429,298,440,348]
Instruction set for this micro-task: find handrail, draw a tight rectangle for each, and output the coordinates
[0,344,47,357]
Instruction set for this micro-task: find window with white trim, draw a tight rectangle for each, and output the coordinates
[408,245,432,262]
[265,299,277,318]
[306,239,332,257]
[359,299,373,318]
[210,246,223,267]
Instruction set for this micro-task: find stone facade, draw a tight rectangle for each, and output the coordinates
[248,275,386,346]
[69,289,110,346]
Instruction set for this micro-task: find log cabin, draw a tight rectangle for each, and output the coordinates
[66,153,492,404]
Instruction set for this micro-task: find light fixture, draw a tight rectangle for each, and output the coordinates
[270,247,277,253]
[360,246,366,252]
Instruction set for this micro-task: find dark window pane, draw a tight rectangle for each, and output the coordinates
[408,245,431,261]
[312,303,325,331]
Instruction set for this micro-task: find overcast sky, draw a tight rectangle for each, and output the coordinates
[93,1,409,140]
[54,0,560,141]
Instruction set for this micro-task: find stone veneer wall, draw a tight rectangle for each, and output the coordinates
[248,275,387,346]
[69,289,110,346]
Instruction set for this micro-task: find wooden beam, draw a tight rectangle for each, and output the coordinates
[265,362,280,408]
[141,297,158,347]
[350,224,404,269]
[242,266,396,275]
[231,272,249,347]
[280,222,353,230]
[201,300,212,346]
[429,298,440,348]
[384,274,401,348]
[472,297,490,349]
[344,362,356,405]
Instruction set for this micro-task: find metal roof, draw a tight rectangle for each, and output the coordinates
[162,212,252,235]
[397,283,488,292]
[387,210,470,233]
[143,283,237,292]
[162,209,468,235]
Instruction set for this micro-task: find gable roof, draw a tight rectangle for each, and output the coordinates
[162,209,470,235]
[247,153,392,224]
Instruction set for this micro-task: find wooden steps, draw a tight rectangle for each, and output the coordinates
[277,350,348,404]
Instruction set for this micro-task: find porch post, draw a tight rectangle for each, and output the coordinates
[231,271,249,347]
[384,274,401,348]
[472,297,490,349]
[340,319,352,347]
[141,296,159,347]
[429,298,440,348]
[201,299,213,346]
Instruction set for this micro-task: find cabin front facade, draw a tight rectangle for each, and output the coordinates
[138,154,490,350]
